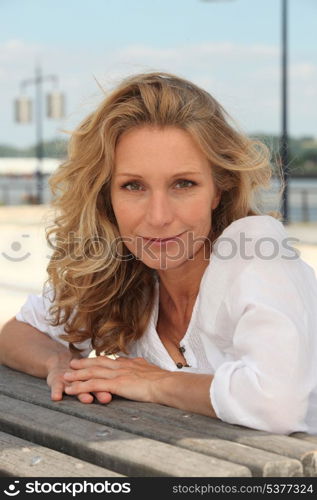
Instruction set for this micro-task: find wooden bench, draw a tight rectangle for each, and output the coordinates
[0,365,317,477]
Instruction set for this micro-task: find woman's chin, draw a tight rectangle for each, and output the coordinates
[141,257,190,271]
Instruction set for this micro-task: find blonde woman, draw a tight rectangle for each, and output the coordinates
[1,72,317,435]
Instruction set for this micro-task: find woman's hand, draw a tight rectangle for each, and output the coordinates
[62,355,170,403]
[46,352,112,404]
[61,355,216,417]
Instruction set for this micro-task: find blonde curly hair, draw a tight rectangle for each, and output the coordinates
[45,71,283,356]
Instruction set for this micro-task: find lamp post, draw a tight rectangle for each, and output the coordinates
[280,0,289,224]
[15,66,65,204]
[200,0,289,223]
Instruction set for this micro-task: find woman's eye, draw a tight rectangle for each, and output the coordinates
[175,179,195,189]
[120,179,196,191]
[121,182,142,191]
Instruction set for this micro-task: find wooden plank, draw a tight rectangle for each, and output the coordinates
[0,394,250,477]
[291,432,317,445]
[0,366,303,477]
[112,399,317,477]
[0,431,122,477]
[49,401,302,478]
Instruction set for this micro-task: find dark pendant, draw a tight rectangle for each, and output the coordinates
[176,362,190,369]
[178,346,186,353]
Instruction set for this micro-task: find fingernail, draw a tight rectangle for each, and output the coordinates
[64,372,72,378]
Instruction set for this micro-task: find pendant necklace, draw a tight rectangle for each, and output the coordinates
[175,345,191,369]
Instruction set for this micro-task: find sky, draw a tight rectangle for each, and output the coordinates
[0,0,316,148]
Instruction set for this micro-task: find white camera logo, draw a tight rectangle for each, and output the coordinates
[4,481,20,496]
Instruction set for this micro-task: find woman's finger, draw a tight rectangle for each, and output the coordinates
[65,378,115,395]
[76,391,112,404]
[50,380,65,401]
[63,367,124,382]
[50,379,94,404]
[77,393,94,404]
[69,356,122,370]
[93,391,113,404]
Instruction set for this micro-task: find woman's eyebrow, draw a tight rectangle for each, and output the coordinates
[115,171,203,178]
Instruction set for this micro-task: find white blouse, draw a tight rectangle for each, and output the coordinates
[15,215,317,435]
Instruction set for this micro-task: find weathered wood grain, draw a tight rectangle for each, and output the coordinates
[0,394,250,477]
[0,431,122,477]
[0,366,304,477]
[291,432,317,445]
[111,399,317,477]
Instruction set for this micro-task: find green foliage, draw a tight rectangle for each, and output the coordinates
[1,135,317,176]
[0,138,67,159]
[250,134,317,177]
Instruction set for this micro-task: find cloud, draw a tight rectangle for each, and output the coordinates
[0,39,41,65]
[116,42,279,61]
[290,62,317,79]
[0,38,316,145]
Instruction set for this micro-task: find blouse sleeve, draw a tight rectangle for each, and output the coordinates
[210,256,317,434]
[15,285,92,358]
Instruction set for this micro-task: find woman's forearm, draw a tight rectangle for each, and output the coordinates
[60,356,218,417]
[0,317,73,378]
[151,371,217,418]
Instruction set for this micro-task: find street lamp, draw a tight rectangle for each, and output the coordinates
[280,0,289,224]
[14,66,65,204]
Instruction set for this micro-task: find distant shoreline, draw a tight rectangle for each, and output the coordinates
[272,174,317,179]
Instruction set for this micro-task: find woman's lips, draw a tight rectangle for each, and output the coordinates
[142,232,184,244]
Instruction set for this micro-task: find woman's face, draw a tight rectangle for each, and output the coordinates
[110,126,221,270]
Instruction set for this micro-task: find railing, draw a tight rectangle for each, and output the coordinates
[294,188,317,222]
[0,175,52,206]
[1,177,317,223]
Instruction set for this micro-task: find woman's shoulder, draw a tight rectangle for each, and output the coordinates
[198,215,317,326]
[219,214,287,240]
[202,214,317,301]
[211,214,294,265]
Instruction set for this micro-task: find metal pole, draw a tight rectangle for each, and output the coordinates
[281,0,289,224]
[301,189,309,223]
[35,65,43,204]
[17,71,62,205]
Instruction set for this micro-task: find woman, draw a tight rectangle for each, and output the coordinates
[1,71,317,435]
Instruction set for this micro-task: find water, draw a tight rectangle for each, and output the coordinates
[261,177,317,222]
[0,175,52,205]
[0,175,317,222]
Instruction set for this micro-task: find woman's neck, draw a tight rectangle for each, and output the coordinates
[157,245,210,323]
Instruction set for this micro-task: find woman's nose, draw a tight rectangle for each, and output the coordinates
[144,192,174,227]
